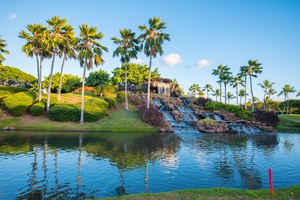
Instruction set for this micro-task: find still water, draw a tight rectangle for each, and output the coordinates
[0,130,299,199]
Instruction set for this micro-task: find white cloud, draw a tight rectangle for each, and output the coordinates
[196,59,212,68]
[131,58,144,64]
[9,13,17,19]
[161,53,182,66]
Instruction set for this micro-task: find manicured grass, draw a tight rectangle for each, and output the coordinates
[98,185,300,200]
[277,114,300,131]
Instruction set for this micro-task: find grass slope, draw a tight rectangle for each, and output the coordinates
[277,114,300,131]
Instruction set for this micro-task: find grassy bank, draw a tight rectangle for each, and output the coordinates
[99,185,300,200]
[277,114,300,131]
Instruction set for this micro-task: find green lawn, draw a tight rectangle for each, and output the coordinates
[277,114,300,131]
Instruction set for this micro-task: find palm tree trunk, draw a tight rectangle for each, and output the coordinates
[219,82,222,102]
[80,61,87,124]
[36,55,41,102]
[125,62,128,110]
[146,56,152,109]
[58,54,66,102]
[224,84,227,104]
[39,60,42,102]
[263,91,266,110]
[236,85,239,106]
[249,75,255,112]
[244,76,247,109]
[287,94,289,114]
[46,53,56,112]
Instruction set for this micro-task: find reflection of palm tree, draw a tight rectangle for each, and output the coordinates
[43,139,48,196]
[76,135,83,191]
[116,142,127,196]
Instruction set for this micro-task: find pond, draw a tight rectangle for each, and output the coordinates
[0,130,300,199]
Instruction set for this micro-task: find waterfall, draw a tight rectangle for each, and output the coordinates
[176,106,198,121]
[157,82,170,96]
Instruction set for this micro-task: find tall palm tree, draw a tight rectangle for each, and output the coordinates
[221,73,232,104]
[266,88,277,110]
[45,16,69,112]
[19,24,48,101]
[77,24,108,124]
[278,84,296,114]
[238,89,247,106]
[230,76,244,106]
[227,92,235,104]
[189,84,200,98]
[57,25,76,101]
[245,60,263,111]
[202,84,213,99]
[0,36,10,65]
[138,16,170,109]
[257,79,275,110]
[112,28,140,110]
[237,65,248,109]
[212,64,230,103]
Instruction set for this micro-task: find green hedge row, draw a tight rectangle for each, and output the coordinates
[30,101,46,116]
[3,91,37,116]
[0,86,29,94]
[104,97,116,108]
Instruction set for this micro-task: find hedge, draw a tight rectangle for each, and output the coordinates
[49,104,80,122]
[104,97,116,108]
[30,101,46,116]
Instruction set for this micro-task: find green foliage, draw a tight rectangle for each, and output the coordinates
[0,66,37,88]
[42,95,58,107]
[3,91,37,116]
[0,90,11,99]
[42,72,81,93]
[252,109,279,127]
[92,85,116,98]
[199,118,218,125]
[49,104,80,122]
[139,104,167,128]
[0,86,29,94]
[104,97,116,108]
[30,101,46,116]
[80,100,108,122]
[85,69,110,86]
[117,91,126,102]
[205,101,249,120]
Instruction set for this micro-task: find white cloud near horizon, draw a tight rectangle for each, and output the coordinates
[161,53,182,66]
[132,58,144,64]
[9,13,17,19]
[196,59,212,68]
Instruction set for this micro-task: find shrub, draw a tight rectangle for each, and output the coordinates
[30,101,46,116]
[0,90,11,99]
[195,97,212,107]
[139,104,168,128]
[252,109,279,127]
[92,85,116,98]
[3,91,36,116]
[117,91,126,102]
[199,118,218,125]
[42,95,58,107]
[49,104,80,122]
[104,97,116,109]
[130,94,143,107]
[0,86,29,94]
[80,100,108,122]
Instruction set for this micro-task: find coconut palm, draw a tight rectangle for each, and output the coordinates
[266,88,277,109]
[212,64,230,102]
[237,65,248,109]
[226,92,235,104]
[77,24,108,124]
[19,24,49,101]
[278,84,296,114]
[189,84,200,98]
[112,28,140,110]
[245,60,263,111]
[138,16,170,109]
[45,16,70,112]
[211,89,221,102]
[230,76,244,106]
[257,79,275,110]
[238,89,247,106]
[57,25,76,101]
[0,36,10,65]
[202,84,213,99]
[221,73,232,104]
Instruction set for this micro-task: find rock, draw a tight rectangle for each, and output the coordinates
[172,110,183,121]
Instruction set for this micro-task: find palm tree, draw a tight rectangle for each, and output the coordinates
[230,76,244,106]
[77,24,108,124]
[221,73,232,104]
[202,84,213,99]
[257,79,275,110]
[212,64,230,102]
[45,16,70,112]
[189,84,200,98]
[57,25,76,101]
[0,36,10,65]
[19,24,48,101]
[237,65,248,109]
[227,92,235,104]
[238,89,247,106]
[297,90,300,97]
[112,28,140,110]
[138,16,170,109]
[278,84,296,114]
[267,88,277,110]
[245,60,263,111]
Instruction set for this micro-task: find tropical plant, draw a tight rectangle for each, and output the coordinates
[112,28,140,110]
[230,76,244,106]
[42,72,81,93]
[0,65,37,87]
[226,92,235,104]
[19,23,49,101]
[237,65,248,109]
[221,72,232,104]
[258,79,275,110]
[212,64,230,102]
[278,84,296,114]
[211,89,221,102]
[138,16,170,109]
[77,24,108,124]
[238,89,247,106]
[202,84,213,99]
[0,36,10,65]
[189,84,200,98]
[244,60,263,112]
[267,87,277,109]
[86,69,110,86]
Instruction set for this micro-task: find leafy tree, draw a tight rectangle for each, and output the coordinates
[42,72,81,93]
[202,84,213,99]
[258,79,275,110]
[189,84,200,98]
[112,28,140,110]
[86,69,110,86]
[278,84,296,114]
[211,89,221,102]
[0,36,10,65]
[245,60,263,112]
[230,76,244,106]
[77,24,108,124]
[19,23,49,101]
[0,65,37,87]
[226,91,235,104]
[238,89,247,106]
[138,16,170,109]
[221,72,233,104]
[267,87,277,110]
[212,64,230,102]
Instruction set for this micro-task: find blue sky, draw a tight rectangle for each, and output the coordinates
[1,0,300,101]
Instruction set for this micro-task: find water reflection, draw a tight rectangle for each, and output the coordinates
[0,131,299,199]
